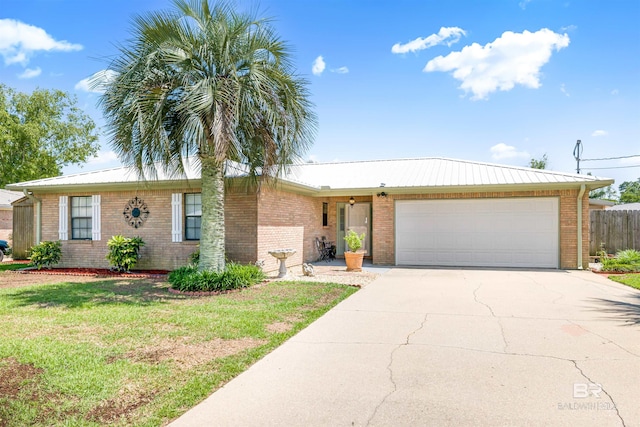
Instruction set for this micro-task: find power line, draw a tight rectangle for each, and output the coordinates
[582,164,640,170]
[581,154,640,162]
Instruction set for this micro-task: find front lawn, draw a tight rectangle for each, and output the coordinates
[0,277,357,426]
[609,274,640,291]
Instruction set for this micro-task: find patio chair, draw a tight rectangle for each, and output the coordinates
[315,237,335,262]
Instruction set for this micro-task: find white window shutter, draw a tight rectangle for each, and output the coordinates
[92,195,101,241]
[172,193,183,242]
[59,196,68,240]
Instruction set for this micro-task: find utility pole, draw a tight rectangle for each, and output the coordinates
[573,140,582,174]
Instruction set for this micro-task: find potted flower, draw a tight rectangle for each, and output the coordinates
[344,230,366,272]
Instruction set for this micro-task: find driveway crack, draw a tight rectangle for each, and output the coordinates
[519,272,566,304]
[473,283,508,353]
[571,360,626,427]
[366,313,428,426]
[567,320,640,358]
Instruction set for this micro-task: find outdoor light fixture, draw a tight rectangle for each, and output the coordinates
[349,196,355,206]
[377,191,387,198]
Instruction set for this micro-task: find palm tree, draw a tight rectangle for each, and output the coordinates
[97,0,316,271]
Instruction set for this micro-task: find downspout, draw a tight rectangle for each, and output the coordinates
[576,184,586,270]
[23,189,41,244]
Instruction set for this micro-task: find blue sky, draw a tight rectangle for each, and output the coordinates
[2,0,639,189]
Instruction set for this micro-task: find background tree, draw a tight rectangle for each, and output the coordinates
[589,185,618,201]
[97,0,316,272]
[0,84,99,187]
[618,178,640,203]
[528,153,548,169]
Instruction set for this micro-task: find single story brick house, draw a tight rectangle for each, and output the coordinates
[5,157,612,272]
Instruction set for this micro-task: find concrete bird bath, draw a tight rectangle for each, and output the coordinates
[268,249,296,278]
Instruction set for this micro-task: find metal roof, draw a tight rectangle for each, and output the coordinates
[608,202,640,210]
[283,158,612,189]
[0,189,23,208]
[5,157,613,193]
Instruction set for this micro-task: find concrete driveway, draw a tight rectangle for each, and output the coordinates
[170,269,640,427]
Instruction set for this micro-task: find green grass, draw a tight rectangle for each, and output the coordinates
[609,274,640,290]
[0,263,29,272]
[0,277,358,426]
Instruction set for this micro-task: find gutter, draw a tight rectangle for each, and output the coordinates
[577,184,586,270]
[23,189,41,244]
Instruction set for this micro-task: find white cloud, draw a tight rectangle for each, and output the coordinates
[490,143,530,160]
[424,29,570,100]
[312,56,326,76]
[560,25,577,32]
[75,69,118,94]
[17,66,41,79]
[560,83,569,97]
[0,18,82,66]
[86,150,120,166]
[591,130,608,137]
[331,66,349,74]
[392,27,466,54]
[519,0,533,10]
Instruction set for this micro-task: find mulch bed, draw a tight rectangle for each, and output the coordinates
[10,267,169,278]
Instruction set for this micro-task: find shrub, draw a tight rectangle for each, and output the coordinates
[106,235,145,272]
[616,249,640,264]
[600,249,640,272]
[343,230,365,252]
[189,247,200,265]
[168,262,265,293]
[29,241,62,270]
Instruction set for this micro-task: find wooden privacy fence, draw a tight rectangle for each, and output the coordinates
[12,197,34,260]
[590,210,640,255]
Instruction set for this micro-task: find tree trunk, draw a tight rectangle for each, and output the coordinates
[199,156,226,272]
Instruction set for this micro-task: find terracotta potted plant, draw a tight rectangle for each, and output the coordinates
[344,230,365,272]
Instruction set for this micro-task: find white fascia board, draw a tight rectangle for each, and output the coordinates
[310,180,616,197]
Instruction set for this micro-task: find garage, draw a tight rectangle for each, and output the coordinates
[395,198,559,268]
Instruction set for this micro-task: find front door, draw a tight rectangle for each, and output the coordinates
[336,202,371,256]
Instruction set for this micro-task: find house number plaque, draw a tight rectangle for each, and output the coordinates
[123,196,150,228]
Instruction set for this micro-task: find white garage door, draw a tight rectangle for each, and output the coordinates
[396,198,559,268]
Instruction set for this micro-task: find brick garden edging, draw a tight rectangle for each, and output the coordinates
[10,268,169,279]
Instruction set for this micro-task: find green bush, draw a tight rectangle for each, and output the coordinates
[615,249,640,264]
[600,249,640,272]
[343,229,365,252]
[169,262,265,293]
[106,235,145,272]
[29,241,62,270]
[189,247,200,265]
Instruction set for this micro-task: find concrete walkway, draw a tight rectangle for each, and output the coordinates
[170,269,640,427]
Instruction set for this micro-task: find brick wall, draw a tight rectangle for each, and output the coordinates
[256,188,324,272]
[39,189,200,270]
[225,188,258,264]
[371,189,590,269]
[37,186,264,271]
[0,209,11,230]
[0,209,11,241]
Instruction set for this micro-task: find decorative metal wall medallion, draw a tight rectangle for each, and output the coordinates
[123,196,150,228]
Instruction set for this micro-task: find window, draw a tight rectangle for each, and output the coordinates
[71,196,92,240]
[322,202,328,227]
[185,193,202,240]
